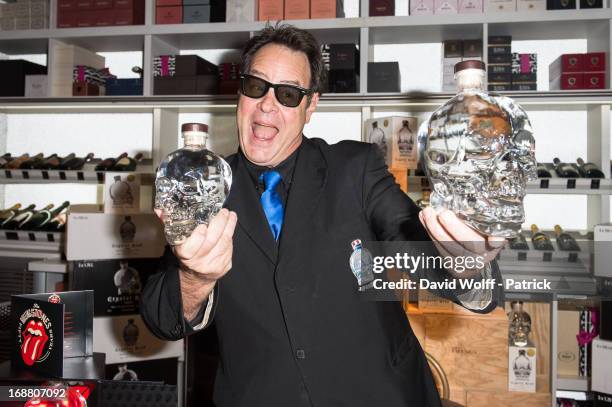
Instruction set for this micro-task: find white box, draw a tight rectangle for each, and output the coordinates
[66,204,165,261]
[508,345,537,392]
[24,74,48,97]
[365,116,419,170]
[50,41,105,97]
[592,338,612,394]
[516,0,545,11]
[93,315,184,364]
[484,0,516,11]
[594,224,612,278]
[226,0,256,22]
[557,310,580,376]
[410,0,434,14]
[458,0,483,12]
[104,173,141,214]
[434,0,458,13]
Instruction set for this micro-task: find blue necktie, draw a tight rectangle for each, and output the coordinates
[259,170,284,241]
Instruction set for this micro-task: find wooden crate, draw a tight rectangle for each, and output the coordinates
[466,389,551,406]
[389,167,408,193]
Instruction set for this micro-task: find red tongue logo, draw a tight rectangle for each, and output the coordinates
[21,319,49,366]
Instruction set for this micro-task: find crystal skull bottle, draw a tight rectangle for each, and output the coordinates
[418,60,537,237]
[155,123,232,245]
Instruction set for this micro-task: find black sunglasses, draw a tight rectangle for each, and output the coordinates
[239,73,313,108]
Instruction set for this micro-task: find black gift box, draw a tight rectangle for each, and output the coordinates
[488,83,511,91]
[443,40,463,58]
[330,44,359,72]
[581,0,603,7]
[511,82,537,90]
[512,73,537,82]
[175,54,218,77]
[547,0,576,8]
[488,63,512,74]
[0,59,47,97]
[489,54,512,64]
[154,75,218,95]
[105,78,143,96]
[368,62,400,93]
[210,0,226,21]
[463,40,482,58]
[488,73,511,83]
[602,299,612,341]
[329,70,358,93]
[488,45,511,56]
[488,35,512,45]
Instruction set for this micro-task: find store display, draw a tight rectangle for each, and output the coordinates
[1,204,45,230]
[576,158,604,178]
[285,0,310,19]
[553,157,580,178]
[258,0,284,20]
[367,62,400,92]
[58,0,144,27]
[155,123,232,245]
[530,224,554,250]
[18,201,70,230]
[420,60,536,237]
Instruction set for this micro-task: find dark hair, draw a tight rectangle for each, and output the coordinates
[240,23,325,96]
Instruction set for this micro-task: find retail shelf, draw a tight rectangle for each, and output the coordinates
[0,233,63,259]
[405,175,612,195]
[557,376,590,392]
[28,258,68,274]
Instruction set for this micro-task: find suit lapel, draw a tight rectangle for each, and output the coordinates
[277,138,328,267]
[225,153,278,265]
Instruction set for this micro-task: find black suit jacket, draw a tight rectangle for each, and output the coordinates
[141,137,503,407]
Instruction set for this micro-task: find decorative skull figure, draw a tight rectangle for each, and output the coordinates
[418,91,537,238]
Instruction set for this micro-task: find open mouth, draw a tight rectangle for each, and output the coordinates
[252,121,279,142]
[21,319,49,366]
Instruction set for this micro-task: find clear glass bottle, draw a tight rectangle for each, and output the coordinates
[349,239,375,291]
[418,60,537,238]
[369,121,387,160]
[155,123,232,245]
[508,300,532,347]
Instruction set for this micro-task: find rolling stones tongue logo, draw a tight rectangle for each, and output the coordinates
[17,303,54,367]
[21,319,50,365]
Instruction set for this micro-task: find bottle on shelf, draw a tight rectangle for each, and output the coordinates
[552,157,580,178]
[554,224,580,251]
[111,153,144,172]
[19,201,70,230]
[0,204,22,224]
[536,163,551,178]
[507,300,532,347]
[57,153,76,169]
[60,153,94,170]
[33,154,60,170]
[509,232,529,250]
[0,153,12,168]
[18,153,45,169]
[530,224,554,251]
[43,203,70,232]
[0,204,36,229]
[95,153,128,171]
[576,158,604,179]
[4,153,30,170]
[416,190,431,209]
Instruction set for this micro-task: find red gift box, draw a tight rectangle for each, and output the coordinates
[93,0,113,8]
[73,81,100,96]
[76,0,94,9]
[76,11,95,26]
[561,73,583,90]
[57,10,77,27]
[58,0,77,10]
[585,52,606,72]
[156,0,182,5]
[114,0,134,8]
[584,72,605,89]
[94,9,114,25]
[156,6,182,23]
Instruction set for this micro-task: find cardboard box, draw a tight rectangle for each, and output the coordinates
[434,0,458,13]
[410,0,434,14]
[0,59,47,97]
[592,338,612,395]
[226,0,255,21]
[585,52,606,72]
[66,204,165,261]
[444,40,463,58]
[93,315,183,364]
[175,54,218,76]
[311,0,342,17]
[183,4,211,22]
[484,0,516,11]
[557,310,580,377]
[365,116,418,169]
[369,0,394,15]
[584,72,605,89]
[330,43,359,71]
[156,5,182,23]
[24,74,48,97]
[368,62,400,93]
[258,0,283,20]
[517,0,546,10]
[547,0,576,8]
[285,0,309,19]
[459,0,482,12]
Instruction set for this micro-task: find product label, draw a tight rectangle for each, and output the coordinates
[508,345,537,392]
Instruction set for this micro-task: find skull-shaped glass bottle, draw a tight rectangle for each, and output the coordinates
[155,123,232,245]
[508,300,532,347]
[418,60,537,237]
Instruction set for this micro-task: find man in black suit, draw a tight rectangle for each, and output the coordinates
[141,24,505,407]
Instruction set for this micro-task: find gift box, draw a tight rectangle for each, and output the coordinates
[511,82,537,90]
[512,53,537,74]
[585,52,606,72]
[368,62,400,93]
[219,62,239,80]
[444,40,463,58]
[153,55,176,77]
[24,75,48,97]
[183,4,211,22]
[311,0,344,17]
[584,72,605,89]
[105,78,144,95]
[484,0,516,12]
[547,0,576,8]
[410,0,434,14]
[258,0,283,20]
[592,337,612,394]
[488,63,512,74]
[458,0,482,13]
[157,0,182,4]
[370,0,394,15]
[463,39,482,58]
[488,35,511,45]
[219,80,240,94]
[602,299,612,341]
[226,0,256,21]
[434,0,458,13]
[488,45,511,56]
[488,54,512,64]
[285,0,309,18]
[73,81,100,96]
[94,0,113,8]
[488,73,511,83]
[488,83,511,91]
[329,70,358,93]
[580,0,602,7]
[156,5,182,23]
[175,54,218,76]
[0,59,47,97]
[516,0,545,9]
[553,73,584,90]
[73,65,111,86]
[329,43,359,72]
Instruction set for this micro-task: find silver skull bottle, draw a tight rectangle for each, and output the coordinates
[418,60,537,237]
[155,122,232,245]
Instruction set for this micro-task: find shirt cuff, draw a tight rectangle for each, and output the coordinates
[191,289,215,331]
[456,263,493,311]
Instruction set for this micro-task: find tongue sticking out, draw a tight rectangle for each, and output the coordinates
[253,124,278,140]
[21,319,49,366]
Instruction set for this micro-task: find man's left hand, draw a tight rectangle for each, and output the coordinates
[418,207,506,277]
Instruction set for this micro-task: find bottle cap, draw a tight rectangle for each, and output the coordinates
[454,60,486,73]
[181,123,208,133]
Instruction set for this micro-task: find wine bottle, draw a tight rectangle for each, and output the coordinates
[21,201,70,230]
[552,157,580,178]
[33,154,60,170]
[95,152,128,171]
[554,224,580,251]
[536,164,551,178]
[0,204,22,224]
[0,204,36,229]
[60,153,94,170]
[530,224,554,251]
[0,153,12,168]
[5,153,30,169]
[18,153,45,169]
[57,153,76,169]
[576,158,604,179]
[38,201,70,230]
[6,204,54,230]
[509,232,529,250]
[111,153,144,172]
